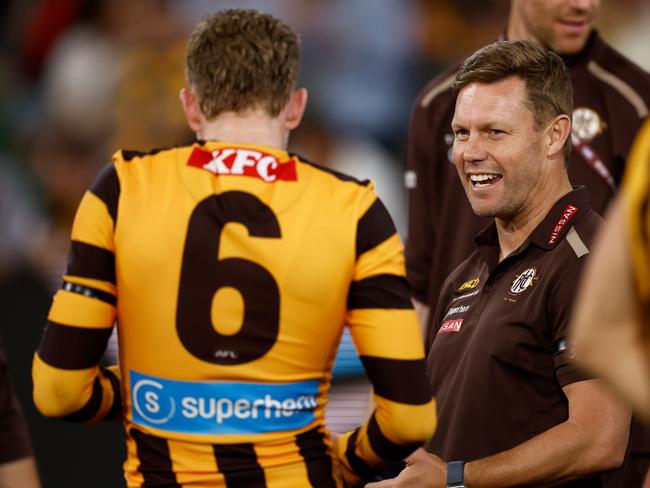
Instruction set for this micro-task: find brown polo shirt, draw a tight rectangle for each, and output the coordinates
[426,188,603,487]
[406,30,650,315]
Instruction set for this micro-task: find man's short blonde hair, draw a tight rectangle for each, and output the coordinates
[185,9,300,119]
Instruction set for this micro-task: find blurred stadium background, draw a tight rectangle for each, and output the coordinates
[0,1,648,486]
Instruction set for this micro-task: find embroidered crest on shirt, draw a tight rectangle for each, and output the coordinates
[509,267,537,295]
[572,107,605,142]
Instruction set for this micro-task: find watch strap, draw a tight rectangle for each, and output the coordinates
[447,460,466,487]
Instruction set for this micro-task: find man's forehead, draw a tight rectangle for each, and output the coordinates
[453,79,531,123]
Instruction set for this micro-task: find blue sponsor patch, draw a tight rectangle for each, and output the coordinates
[130,371,319,435]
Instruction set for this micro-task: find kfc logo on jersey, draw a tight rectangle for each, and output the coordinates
[437,319,463,335]
[548,205,579,245]
[187,147,297,182]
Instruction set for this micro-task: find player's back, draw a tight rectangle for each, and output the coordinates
[33,139,434,487]
[106,141,395,486]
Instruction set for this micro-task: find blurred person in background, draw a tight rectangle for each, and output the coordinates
[405,0,650,484]
[571,119,650,456]
[0,336,40,488]
[31,9,436,487]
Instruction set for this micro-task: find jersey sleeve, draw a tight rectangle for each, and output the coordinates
[32,162,122,422]
[549,250,594,388]
[334,186,437,485]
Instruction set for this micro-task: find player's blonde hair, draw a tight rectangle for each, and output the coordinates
[185,9,300,119]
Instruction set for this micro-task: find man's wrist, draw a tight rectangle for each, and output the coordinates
[447,460,467,487]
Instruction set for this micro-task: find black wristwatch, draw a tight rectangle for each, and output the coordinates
[447,460,467,488]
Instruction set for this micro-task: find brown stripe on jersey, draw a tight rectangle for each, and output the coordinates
[347,274,413,310]
[63,376,102,422]
[130,428,180,487]
[360,356,432,405]
[296,427,337,488]
[213,443,266,487]
[367,413,420,462]
[356,199,397,258]
[103,367,122,420]
[344,428,376,481]
[67,241,116,284]
[121,147,170,161]
[62,280,116,305]
[292,154,370,186]
[89,163,120,225]
[38,321,113,370]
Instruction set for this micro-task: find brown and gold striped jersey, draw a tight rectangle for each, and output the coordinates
[32,141,436,487]
[623,119,650,308]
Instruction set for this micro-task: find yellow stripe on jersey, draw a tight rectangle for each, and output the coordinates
[63,275,117,296]
[623,118,650,301]
[354,233,406,281]
[71,191,116,251]
[32,354,119,421]
[347,309,426,359]
[48,287,116,329]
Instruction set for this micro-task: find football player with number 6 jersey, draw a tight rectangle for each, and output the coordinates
[31,9,436,488]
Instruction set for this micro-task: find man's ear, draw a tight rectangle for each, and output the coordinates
[285,88,308,130]
[179,87,202,133]
[547,114,572,159]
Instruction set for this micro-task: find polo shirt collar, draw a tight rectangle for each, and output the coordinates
[474,186,591,267]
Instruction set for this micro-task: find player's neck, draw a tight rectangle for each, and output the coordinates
[198,110,288,149]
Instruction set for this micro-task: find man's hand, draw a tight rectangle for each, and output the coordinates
[365,448,446,487]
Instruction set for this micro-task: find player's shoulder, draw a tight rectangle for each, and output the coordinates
[293,152,371,188]
[588,31,650,106]
[414,61,462,113]
[112,144,190,166]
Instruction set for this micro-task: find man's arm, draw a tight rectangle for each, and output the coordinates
[571,196,650,421]
[368,378,630,487]
[412,298,430,339]
[0,457,40,488]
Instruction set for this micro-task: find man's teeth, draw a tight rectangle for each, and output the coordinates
[469,174,500,182]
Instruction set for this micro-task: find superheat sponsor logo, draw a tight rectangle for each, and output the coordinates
[548,205,579,245]
[437,319,463,335]
[187,147,297,182]
[444,304,470,319]
[130,371,318,435]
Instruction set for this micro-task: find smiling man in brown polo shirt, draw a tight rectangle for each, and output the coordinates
[368,40,630,488]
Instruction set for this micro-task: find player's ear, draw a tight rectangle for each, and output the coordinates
[547,113,571,160]
[284,88,308,130]
[180,87,202,133]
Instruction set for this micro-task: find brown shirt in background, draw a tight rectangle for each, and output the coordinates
[426,188,603,487]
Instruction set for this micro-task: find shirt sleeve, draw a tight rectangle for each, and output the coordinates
[32,162,122,422]
[549,251,593,387]
[334,185,437,485]
[404,99,435,303]
[0,338,33,463]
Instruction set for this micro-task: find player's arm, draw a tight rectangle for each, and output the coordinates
[334,189,436,487]
[32,163,122,422]
[571,196,650,421]
[0,457,40,488]
[368,379,629,488]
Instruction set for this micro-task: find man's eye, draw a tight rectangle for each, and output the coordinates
[454,130,469,139]
[490,129,505,136]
